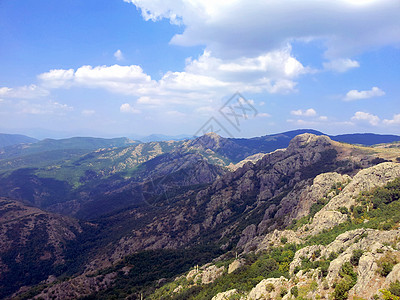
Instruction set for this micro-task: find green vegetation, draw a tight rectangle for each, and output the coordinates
[390,281,400,297]
[333,262,358,300]
[350,249,364,266]
[377,252,398,277]
[149,243,298,300]
[291,286,299,297]
[306,178,400,247]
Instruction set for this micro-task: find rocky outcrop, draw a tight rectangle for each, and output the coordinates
[186,264,225,285]
[246,277,289,300]
[307,162,400,235]
[212,289,238,300]
[228,259,245,274]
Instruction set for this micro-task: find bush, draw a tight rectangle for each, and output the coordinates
[291,286,299,297]
[334,262,358,300]
[280,237,288,244]
[378,253,398,277]
[390,280,400,297]
[280,287,288,297]
[265,283,275,292]
[350,249,364,266]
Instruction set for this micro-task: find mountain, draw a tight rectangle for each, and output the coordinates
[333,133,400,145]
[1,132,400,299]
[232,129,400,153]
[0,198,82,298]
[0,133,38,148]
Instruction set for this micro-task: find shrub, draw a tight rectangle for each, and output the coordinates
[378,253,398,277]
[280,237,288,244]
[350,249,364,266]
[291,286,299,297]
[329,251,338,261]
[334,262,358,300]
[280,287,288,297]
[338,207,349,215]
[265,283,275,292]
[390,280,400,297]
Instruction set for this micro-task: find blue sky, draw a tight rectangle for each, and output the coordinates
[0,0,400,139]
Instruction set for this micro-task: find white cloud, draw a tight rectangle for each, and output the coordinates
[39,65,153,95]
[344,86,385,101]
[126,0,400,59]
[319,116,328,121]
[38,69,74,88]
[82,109,96,116]
[17,100,73,115]
[323,58,360,73]
[114,49,124,61]
[383,113,400,125]
[291,108,317,117]
[351,111,380,126]
[120,103,141,114]
[37,47,308,108]
[257,113,271,118]
[0,84,49,99]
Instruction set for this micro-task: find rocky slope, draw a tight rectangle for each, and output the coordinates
[147,162,400,300]
[0,198,82,298]
[2,133,400,299]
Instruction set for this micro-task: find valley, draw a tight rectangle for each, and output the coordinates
[0,131,400,299]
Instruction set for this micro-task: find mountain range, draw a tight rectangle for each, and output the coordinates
[0,130,400,299]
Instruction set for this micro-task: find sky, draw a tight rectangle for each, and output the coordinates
[0,0,400,139]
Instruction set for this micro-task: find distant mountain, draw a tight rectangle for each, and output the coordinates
[0,133,38,148]
[332,133,400,145]
[0,136,139,161]
[231,129,400,152]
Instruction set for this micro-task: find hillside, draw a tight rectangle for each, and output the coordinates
[0,133,38,148]
[0,133,400,299]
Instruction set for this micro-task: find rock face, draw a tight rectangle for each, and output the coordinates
[228,259,245,274]
[246,277,289,300]
[308,162,400,235]
[288,228,400,300]
[212,289,238,300]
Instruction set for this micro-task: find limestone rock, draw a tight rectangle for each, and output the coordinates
[228,259,245,274]
[212,289,238,300]
[246,277,288,300]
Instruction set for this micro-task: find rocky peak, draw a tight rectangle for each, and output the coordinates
[188,132,227,151]
[287,133,332,152]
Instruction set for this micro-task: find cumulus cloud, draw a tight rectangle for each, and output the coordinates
[351,111,380,126]
[37,47,308,107]
[114,49,124,61]
[125,0,400,59]
[383,114,400,125]
[0,84,49,99]
[257,113,271,118]
[344,86,385,101]
[120,103,141,114]
[38,69,74,88]
[39,65,153,95]
[323,58,360,73]
[291,108,317,117]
